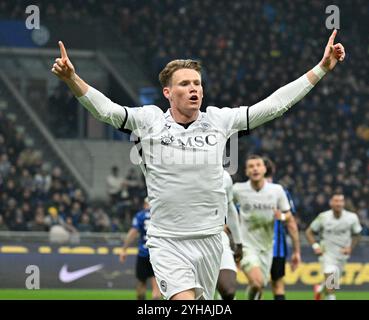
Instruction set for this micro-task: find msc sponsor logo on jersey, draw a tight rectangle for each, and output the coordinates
[325,226,350,236]
[160,134,218,148]
[177,134,217,148]
[242,203,276,211]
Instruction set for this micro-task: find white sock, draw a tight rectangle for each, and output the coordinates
[325,294,336,300]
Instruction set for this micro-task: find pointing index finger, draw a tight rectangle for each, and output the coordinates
[328,29,337,45]
[58,41,68,60]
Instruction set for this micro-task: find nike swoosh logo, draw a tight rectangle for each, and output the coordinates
[59,264,103,283]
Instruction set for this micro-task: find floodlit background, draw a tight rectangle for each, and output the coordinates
[0,0,368,299]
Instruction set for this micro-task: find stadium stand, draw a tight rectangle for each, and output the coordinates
[0,0,368,234]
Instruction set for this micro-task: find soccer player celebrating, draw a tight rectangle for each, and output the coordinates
[216,170,242,300]
[119,198,161,300]
[305,193,362,300]
[233,155,297,300]
[52,30,345,300]
[264,157,301,300]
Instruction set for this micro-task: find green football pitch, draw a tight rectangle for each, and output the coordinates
[0,289,368,300]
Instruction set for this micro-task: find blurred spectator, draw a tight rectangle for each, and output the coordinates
[44,207,65,229]
[10,209,28,231]
[34,165,52,194]
[0,215,9,231]
[28,207,48,232]
[78,213,94,232]
[106,166,124,204]
[93,208,111,232]
[0,153,11,178]
[70,202,82,227]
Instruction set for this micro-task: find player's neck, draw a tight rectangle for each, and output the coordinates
[333,210,342,218]
[250,179,265,191]
[169,107,199,124]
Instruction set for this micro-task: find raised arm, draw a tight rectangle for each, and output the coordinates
[248,29,345,129]
[51,41,88,97]
[51,41,127,128]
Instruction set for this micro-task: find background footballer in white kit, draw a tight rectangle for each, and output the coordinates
[233,155,298,300]
[51,29,345,300]
[306,193,362,300]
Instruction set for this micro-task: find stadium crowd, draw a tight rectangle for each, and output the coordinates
[0,0,368,234]
[0,110,142,233]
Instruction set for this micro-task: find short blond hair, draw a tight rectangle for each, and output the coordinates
[158,59,201,87]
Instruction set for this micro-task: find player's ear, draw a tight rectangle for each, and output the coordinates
[245,168,249,178]
[261,165,267,175]
[163,87,171,100]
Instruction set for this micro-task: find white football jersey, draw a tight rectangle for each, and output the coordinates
[78,73,313,238]
[124,106,249,237]
[233,180,290,251]
[310,210,362,260]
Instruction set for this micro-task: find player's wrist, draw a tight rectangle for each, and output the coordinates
[314,63,328,78]
[312,242,320,250]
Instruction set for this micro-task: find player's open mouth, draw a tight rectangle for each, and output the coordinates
[189,95,198,101]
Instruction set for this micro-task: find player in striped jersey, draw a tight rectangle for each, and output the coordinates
[120,198,161,300]
[264,157,301,300]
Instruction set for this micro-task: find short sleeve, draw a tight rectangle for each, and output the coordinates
[351,215,363,235]
[284,189,297,215]
[277,186,291,212]
[131,215,139,230]
[310,215,322,233]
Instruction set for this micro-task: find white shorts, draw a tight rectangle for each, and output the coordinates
[240,247,273,287]
[319,254,347,276]
[219,231,237,273]
[147,233,223,300]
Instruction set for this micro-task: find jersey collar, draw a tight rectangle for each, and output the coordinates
[164,108,203,124]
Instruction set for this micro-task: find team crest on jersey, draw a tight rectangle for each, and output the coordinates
[161,134,174,145]
[200,122,210,131]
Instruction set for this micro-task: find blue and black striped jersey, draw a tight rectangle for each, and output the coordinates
[273,189,296,258]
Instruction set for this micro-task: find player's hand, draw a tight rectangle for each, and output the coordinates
[341,246,352,256]
[313,247,323,256]
[119,249,127,264]
[290,251,301,271]
[274,210,291,221]
[233,244,243,264]
[51,41,76,81]
[320,29,345,72]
